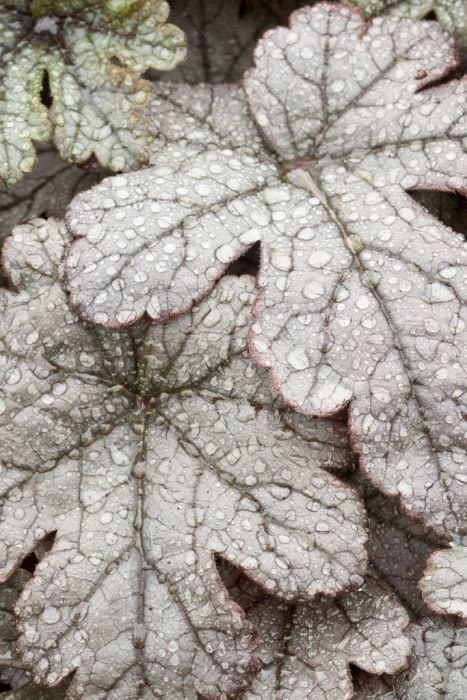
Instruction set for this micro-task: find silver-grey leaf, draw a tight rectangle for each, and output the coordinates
[65,4,467,619]
[1,218,366,699]
[219,564,410,700]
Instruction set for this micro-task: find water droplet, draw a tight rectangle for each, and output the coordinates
[42,606,61,625]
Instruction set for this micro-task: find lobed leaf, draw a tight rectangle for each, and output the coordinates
[0,218,365,698]
[0,1,186,185]
[0,569,69,697]
[66,4,467,588]
[219,563,410,700]
[359,479,441,617]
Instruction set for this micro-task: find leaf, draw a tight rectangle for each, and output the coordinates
[66,3,467,576]
[419,543,467,618]
[359,479,441,617]
[0,1,186,185]
[0,148,104,246]
[354,618,467,699]
[158,0,304,83]
[0,219,366,698]
[0,551,70,697]
[218,563,410,700]
[349,0,467,47]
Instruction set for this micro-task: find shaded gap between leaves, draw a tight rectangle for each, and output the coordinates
[21,531,56,574]
[238,0,250,18]
[409,190,467,239]
[40,70,52,109]
[224,242,260,277]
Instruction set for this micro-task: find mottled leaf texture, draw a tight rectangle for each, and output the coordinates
[67,3,467,600]
[420,542,467,618]
[160,0,303,83]
[0,1,185,185]
[350,0,467,46]
[217,564,410,700]
[360,480,441,617]
[0,219,365,698]
[0,148,103,245]
[0,557,69,697]
[354,619,467,700]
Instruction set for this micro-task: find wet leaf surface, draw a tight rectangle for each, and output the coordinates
[0,218,366,698]
[0,1,185,185]
[354,618,467,699]
[350,0,467,46]
[0,148,104,245]
[66,4,467,619]
[216,562,410,700]
[358,479,441,618]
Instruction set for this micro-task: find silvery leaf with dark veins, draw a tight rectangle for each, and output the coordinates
[0,217,365,699]
[66,3,467,620]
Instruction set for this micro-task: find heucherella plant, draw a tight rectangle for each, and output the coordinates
[65,2,467,621]
[1,2,467,698]
[0,0,186,186]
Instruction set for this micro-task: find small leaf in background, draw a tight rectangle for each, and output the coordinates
[0,219,366,698]
[354,619,467,699]
[0,1,186,185]
[218,562,410,700]
[349,0,467,47]
[66,3,467,619]
[0,148,104,246]
[0,544,70,698]
[420,542,467,618]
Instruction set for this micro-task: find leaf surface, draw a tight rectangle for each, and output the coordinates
[0,218,365,698]
[66,3,467,572]
[349,0,467,46]
[359,479,441,617]
[0,148,103,246]
[219,563,410,700]
[354,618,467,699]
[0,1,185,185]
[419,542,467,618]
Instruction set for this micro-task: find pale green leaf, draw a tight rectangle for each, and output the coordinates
[350,0,467,46]
[0,1,186,185]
